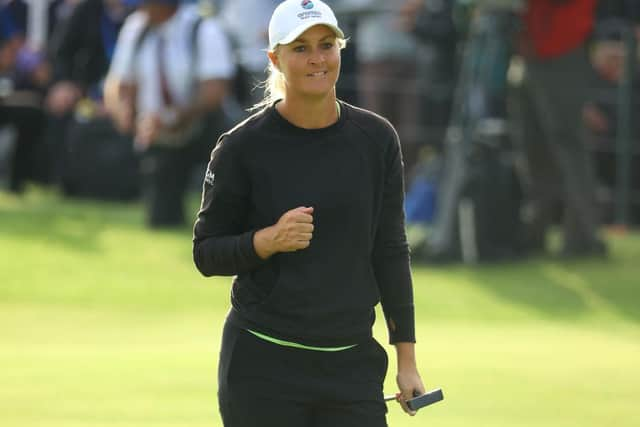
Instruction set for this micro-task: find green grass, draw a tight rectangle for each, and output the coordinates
[1,189,640,427]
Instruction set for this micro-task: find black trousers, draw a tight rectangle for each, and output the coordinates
[141,132,213,228]
[514,46,602,251]
[218,319,389,427]
[0,105,45,193]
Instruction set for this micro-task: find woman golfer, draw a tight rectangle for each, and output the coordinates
[193,0,425,425]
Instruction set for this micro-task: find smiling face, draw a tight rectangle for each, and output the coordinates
[268,25,341,102]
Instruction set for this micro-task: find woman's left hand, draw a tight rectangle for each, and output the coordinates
[393,342,425,416]
[396,367,425,416]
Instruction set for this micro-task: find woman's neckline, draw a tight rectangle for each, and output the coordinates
[270,100,347,135]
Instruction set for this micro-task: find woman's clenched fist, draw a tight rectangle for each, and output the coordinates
[253,206,314,259]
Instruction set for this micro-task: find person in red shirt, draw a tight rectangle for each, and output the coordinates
[514,0,607,257]
[523,0,596,59]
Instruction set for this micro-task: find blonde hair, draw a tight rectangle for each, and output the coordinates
[249,37,347,112]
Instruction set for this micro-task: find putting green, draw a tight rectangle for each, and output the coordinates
[1,190,639,427]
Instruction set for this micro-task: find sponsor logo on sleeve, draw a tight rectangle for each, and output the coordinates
[204,169,215,186]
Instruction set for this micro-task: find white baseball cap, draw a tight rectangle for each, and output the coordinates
[268,0,345,51]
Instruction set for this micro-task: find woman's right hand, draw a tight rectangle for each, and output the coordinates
[253,206,314,259]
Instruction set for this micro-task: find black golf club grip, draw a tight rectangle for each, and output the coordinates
[406,389,444,411]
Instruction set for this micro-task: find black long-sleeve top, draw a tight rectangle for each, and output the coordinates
[193,101,415,346]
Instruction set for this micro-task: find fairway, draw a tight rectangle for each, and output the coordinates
[1,190,640,427]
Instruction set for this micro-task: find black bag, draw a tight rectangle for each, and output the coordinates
[456,141,524,262]
[424,128,525,263]
[61,117,139,200]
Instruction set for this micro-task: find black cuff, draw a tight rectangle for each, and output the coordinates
[239,230,267,271]
[385,304,416,344]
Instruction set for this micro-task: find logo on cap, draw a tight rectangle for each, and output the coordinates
[301,0,314,10]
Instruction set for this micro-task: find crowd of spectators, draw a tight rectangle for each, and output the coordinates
[0,0,639,256]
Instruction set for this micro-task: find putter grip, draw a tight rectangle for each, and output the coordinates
[406,389,444,411]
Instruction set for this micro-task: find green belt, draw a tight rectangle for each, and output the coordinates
[247,329,357,352]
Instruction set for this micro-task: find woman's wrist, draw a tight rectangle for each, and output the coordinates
[395,342,418,372]
[253,226,277,259]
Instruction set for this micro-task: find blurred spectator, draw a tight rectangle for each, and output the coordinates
[343,0,421,174]
[1,1,44,193]
[46,0,130,117]
[39,0,131,188]
[1,0,73,36]
[0,0,83,189]
[218,0,279,109]
[105,0,234,228]
[580,0,640,224]
[0,36,45,193]
[0,0,60,95]
[513,0,607,257]
[401,0,457,151]
[583,0,640,134]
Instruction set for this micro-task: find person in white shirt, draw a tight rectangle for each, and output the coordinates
[105,0,235,227]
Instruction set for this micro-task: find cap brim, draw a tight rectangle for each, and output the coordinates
[271,22,344,50]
